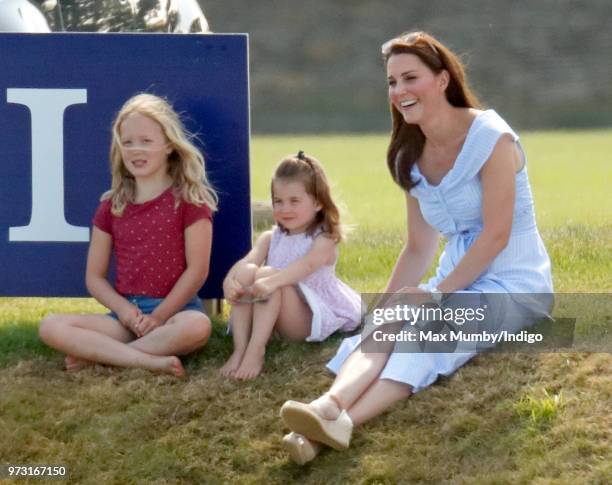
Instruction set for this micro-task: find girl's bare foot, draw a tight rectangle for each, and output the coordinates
[233,347,265,380]
[219,350,245,377]
[157,356,185,378]
[64,355,92,373]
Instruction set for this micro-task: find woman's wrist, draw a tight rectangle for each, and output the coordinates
[435,279,454,294]
[430,287,443,305]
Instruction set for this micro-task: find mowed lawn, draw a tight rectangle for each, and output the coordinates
[0,130,610,484]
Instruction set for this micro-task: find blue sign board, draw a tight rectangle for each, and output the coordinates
[0,33,251,298]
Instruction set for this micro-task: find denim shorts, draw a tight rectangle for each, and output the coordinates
[108,295,205,320]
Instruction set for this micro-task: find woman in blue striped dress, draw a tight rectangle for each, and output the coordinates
[279,31,553,464]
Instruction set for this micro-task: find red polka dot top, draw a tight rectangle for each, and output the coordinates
[93,188,212,297]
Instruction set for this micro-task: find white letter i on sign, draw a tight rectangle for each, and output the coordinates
[7,88,89,242]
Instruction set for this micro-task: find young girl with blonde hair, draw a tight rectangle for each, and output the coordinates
[39,93,217,377]
[219,151,361,380]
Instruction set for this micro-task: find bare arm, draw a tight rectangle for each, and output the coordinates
[385,193,440,292]
[86,227,139,326]
[226,230,273,277]
[436,135,517,293]
[250,234,336,298]
[149,218,212,325]
[222,230,273,301]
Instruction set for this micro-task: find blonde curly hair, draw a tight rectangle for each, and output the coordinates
[103,93,218,215]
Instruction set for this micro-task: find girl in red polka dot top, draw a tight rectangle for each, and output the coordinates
[40,93,217,377]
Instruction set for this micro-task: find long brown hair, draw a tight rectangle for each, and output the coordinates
[383,31,482,191]
[272,152,343,243]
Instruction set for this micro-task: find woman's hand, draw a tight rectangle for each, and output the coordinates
[397,286,427,294]
[375,286,431,316]
[394,286,434,306]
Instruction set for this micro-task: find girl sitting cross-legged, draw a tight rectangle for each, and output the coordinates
[39,93,217,377]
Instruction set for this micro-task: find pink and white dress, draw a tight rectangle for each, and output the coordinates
[266,226,361,341]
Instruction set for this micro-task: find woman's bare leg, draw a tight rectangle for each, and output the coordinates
[305,350,391,421]
[344,378,412,426]
[309,322,403,418]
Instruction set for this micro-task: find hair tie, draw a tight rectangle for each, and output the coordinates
[295,150,318,196]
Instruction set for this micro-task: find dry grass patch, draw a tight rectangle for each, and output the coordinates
[2,338,609,483]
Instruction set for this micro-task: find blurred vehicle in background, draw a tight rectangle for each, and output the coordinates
[0,0,209,32]
[0,0,51,31]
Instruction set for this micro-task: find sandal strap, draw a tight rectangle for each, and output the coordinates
[325,392,345,411]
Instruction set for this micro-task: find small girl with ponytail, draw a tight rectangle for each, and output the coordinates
[220,151,361,380]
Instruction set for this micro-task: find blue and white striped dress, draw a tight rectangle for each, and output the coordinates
[327,110,553,392]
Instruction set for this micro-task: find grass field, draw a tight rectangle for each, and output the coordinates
[1,130,611,484]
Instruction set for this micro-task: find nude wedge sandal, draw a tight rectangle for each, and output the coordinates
[280,399,353,450]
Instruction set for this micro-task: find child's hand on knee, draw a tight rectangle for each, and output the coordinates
[117,303,142,331]
[223,277,244,304]
[252,276,277,299]
[137,314,164,336]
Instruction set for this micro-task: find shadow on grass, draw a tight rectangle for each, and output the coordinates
[184,318,351,372]
[0,322,56,367]
[0,315,348,374]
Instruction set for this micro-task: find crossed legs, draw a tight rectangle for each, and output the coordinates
[312,347,412,426]
[281,325,412,462]
[39,310,211,377]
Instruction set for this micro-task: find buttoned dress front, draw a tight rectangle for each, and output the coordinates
[327,110,553,392]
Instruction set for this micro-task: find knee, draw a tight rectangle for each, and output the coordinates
[184,314,212,347]
[234,263,259,286]
[39,313,69,344]
[254,265,278,279]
